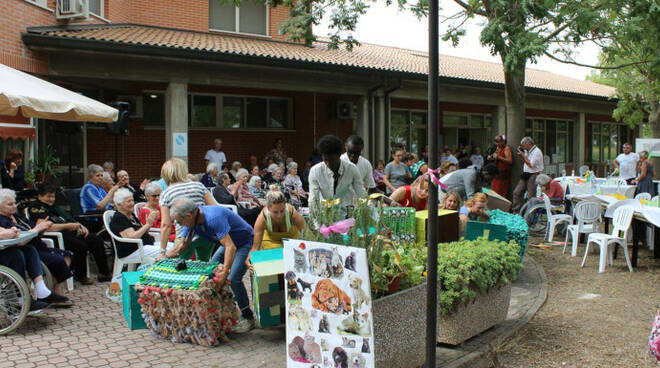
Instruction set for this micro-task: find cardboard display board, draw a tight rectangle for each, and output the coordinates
[636,138,660,158]
[284,239,375,368]
[251,248,285,327]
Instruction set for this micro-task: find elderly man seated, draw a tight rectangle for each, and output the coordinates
[109,188,173,261]
[117,170,148,202]
[524,174,564,216]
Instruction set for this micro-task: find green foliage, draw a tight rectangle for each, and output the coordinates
[586,0,660,130]
[33,145,60,178]
[437,238,522,316]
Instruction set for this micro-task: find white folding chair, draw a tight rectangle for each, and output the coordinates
[133,202,147,218]
[103,210,156,279]
[542,193,572,242]
[581,206,634,273]
[624,186,636,198]
[563,201,601,257]
[635,193,652,201]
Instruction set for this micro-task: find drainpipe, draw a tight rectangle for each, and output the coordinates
[383,79,402,156]
[367,81,384,161]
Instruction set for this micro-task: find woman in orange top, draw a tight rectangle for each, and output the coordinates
[488,134,513,199]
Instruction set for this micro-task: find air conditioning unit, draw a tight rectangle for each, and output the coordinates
[56,0,89,20]
[336,101,354,120]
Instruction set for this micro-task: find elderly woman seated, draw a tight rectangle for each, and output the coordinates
[109,188,173,261]
[459,192,489,233]
[138,182,176,243]
[248,175,266,200]
[0,189,72,307]
[0,226,70,310]
[230,169,265,208]
[283,162,306,206]
[201,163,219,188]
[27,184,111,284]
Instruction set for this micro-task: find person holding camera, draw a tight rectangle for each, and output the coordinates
[511,136,544,213]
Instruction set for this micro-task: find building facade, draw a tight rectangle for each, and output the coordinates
[1,0,625,187]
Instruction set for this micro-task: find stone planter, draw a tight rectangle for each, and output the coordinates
[373,282,427,368]
[437,283,511,345]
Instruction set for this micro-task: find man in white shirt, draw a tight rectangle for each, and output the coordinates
[204,138,227,171]
[614,143,639,183]
[340,135,377,193]
[309,135,366,208]
[512,136,544,213]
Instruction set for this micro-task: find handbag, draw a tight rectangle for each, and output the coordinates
[649,305,660,360]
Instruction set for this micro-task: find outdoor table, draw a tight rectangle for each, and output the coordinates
[570,195,660,267]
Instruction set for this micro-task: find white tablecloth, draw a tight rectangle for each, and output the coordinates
[567,183,635,197]
[570,195,660,227]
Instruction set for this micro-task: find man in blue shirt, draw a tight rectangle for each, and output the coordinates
[170,197,255,333]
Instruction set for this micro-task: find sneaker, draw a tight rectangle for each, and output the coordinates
[29,299,50,312]
[232,318,255,333]
[37,293,73,308]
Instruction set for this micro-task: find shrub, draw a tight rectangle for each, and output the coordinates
[437,238,522,316]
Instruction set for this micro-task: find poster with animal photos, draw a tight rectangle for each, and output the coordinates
[283,239,374,368]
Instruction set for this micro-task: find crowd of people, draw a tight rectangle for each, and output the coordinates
[0,131,654,332]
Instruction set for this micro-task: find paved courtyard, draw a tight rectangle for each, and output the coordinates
[2,257,545,368]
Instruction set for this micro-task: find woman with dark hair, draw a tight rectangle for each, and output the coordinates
[488,134,513,199]
[1,149,25,191]
[383,147,411,195]
[27,184,111,283]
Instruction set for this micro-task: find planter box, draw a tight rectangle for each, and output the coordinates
[437,284,511,345]
[373,282,427,368]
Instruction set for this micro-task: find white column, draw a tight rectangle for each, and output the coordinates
[356,95,371,161]
[374,95,387,161]
[575,112,586,167]
[165,80,189,162]
[493,105,506,136]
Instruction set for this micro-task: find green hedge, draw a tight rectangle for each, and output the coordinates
[437,238,522,316]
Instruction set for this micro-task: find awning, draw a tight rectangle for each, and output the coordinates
[0,63,118,122]
[0,127,36,140]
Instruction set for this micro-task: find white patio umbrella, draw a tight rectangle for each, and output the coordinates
[0,63,118,122]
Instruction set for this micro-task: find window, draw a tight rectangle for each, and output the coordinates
[25,0,48,8]
[391,110,427,155]
[188,94,292,130]
[524,118,574,163]
[190,95,217,128]
[209,0,268,35]
[142,92,165,127]
[89,0,102,16]
[587,122,629,164]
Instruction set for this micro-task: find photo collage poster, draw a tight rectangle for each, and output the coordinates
[283,239,375,368]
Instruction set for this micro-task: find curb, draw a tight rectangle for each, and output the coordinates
[441,256,548,368]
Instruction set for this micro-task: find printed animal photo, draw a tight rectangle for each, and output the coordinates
[288,305,313,332]
[307,248,344,278]
[311,279,352,314]
[287,333,321,364]
[286,271,304,304]
[338,310,371,336]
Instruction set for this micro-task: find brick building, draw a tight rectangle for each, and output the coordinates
[1,0,625,187]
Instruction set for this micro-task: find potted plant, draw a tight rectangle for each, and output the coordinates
[33,145,59,183]
[23,171,35,188]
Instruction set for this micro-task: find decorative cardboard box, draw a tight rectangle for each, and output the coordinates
[415,209,459,245]
[122,271,146,330]
[135,259,239,346]
[483,188,512,212]
[465,221,508,242]
[380,207,416,242]
[250,248,285,327]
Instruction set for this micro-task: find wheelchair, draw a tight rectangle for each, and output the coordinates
[0,260,56,335]
[519,191,568,237]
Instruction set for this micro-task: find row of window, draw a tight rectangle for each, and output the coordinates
[586,122,630,164]
[143,92,293,130]
[524,118,574,164]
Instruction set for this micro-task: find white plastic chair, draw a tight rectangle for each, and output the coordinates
[133,202,147,218]
[581,206,634,273]
[635,193,652,201]
[207,191,239,214]
[563,201,601,257]
[624,186,636,199]
[579,165,589,176]
[542,193,572,242]
[103,210,156,279]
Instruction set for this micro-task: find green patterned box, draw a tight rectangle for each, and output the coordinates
[250,248,285,327]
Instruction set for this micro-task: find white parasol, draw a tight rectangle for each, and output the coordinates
[0,63,117,122]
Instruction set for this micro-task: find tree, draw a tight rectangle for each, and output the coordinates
[587,0,660,138]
